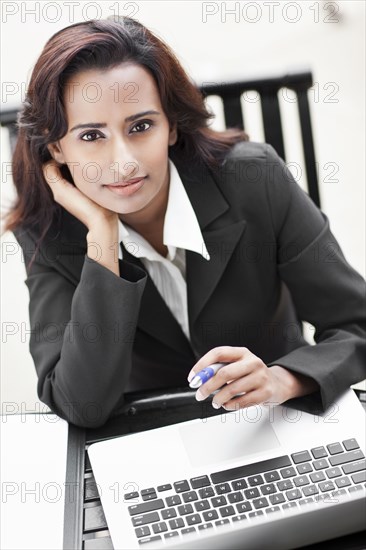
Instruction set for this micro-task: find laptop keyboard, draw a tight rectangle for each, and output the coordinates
[82,437,366,548]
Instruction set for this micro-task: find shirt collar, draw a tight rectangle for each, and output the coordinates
[118,158,210,262]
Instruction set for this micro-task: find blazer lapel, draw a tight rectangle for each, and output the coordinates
[121,244,195,358]
[174,155,247,330]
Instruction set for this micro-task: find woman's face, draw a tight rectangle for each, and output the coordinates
[48,62,177,225]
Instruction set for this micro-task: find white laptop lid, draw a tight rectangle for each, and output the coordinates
[88,389,366,549]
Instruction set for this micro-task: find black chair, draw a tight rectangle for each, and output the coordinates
[1,71,320,207]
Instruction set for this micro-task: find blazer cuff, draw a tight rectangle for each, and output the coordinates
[82,254,147,284]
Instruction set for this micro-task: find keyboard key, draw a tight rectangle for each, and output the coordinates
[190,476,210,489]
[260,483,276,495]
[349,485,363,493]
[203,509,218,521]
[141,488,155,496]
[296,463,313,475]
[283,502,297,510]
[84,505,107,532]
[212,496,227,507]
[329,450,365,467]
[182,527,196,535]
[253,497,269,509]
[132,512,160,527]
[194,500,210,512]
[311,447,327,459]
[174,480,190,493]
[138,535,161,545]
[128,499,165,516]
[299,497,314,506]
[178,504,194,515]
[269,493,285,505]
[343,460,366,475]
[280,467,296,478]
[124,491,139,500]
[228,491,244,503]
[291,451,312,464]
[211,455,291,484]
[142,492,157,501]
[249,510,264,518]
[232,478,247,490]
[152,522,167,534]
[164,531,178,539]
[326,443,343,455]
[232,514,247,522]
[332,488,347,498]
[335,476,351,488]
[215,519,230,526]
[219,505,235,517]
[343,438,359,451]
[135,526,151,538]
[303,485,319,496]
[157,484,172,492]
[166,495,181,507]
[264,471,280,482]
[186,514,202,526]
[169,518,184,530]
[352,471,366,484]
[244,488,260,499]
[277,480,293,491]
[248,475,264,486]
[199,487,214,499]
[319,481,335,492]
[182,491,198,503]
[325,467,342,479]
[198,523,213,531]
[313,459,329,470]
[293,475,309,487]
[286,489,302,500]
[161,509,177,520]
[215,483,231,494]
[310,471,326,483]
[266,506,281,514]
[236,502,252,513]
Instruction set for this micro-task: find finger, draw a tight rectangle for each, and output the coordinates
[42,161,64,186]
[195,359,254,400]
[187,346,251,381]
[211,372,260,408]
[222,388,271,411]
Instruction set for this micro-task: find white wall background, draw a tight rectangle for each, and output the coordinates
[1,0,365,412]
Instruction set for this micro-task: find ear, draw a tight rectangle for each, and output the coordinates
[47,141,66,164]
[168,122,178,146]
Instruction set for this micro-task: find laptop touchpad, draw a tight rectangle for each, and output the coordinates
[178,409,281,468]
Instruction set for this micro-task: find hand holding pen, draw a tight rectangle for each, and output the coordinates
[187,346,302,410]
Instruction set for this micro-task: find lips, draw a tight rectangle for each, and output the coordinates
[105,177,146,187]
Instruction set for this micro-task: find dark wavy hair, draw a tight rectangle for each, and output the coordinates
[3,16,249,265]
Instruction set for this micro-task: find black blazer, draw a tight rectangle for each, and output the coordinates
[13,142,366,428]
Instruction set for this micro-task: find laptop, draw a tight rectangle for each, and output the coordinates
[87,388,366,550]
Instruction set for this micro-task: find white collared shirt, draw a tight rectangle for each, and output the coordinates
[118,158,210,341]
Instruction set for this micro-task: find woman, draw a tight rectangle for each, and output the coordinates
[5,17,365,428]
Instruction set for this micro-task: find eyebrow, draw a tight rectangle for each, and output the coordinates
[69,110,161,132]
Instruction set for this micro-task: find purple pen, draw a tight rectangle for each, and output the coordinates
[189,362,228,389]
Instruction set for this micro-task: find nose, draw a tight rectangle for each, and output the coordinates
[109,136,140,183]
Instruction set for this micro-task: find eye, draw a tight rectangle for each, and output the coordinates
[80,131,102,142]
[130,120,153,134]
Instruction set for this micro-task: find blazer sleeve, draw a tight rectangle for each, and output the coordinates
[14,228,147,428]
[263,144,366,414]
